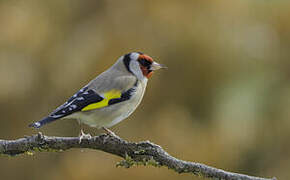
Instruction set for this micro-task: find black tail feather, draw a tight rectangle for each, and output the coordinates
[29,116,57,128]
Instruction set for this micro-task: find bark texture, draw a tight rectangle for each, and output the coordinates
[0,133,276,180]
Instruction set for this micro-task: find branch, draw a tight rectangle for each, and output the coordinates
[0,133,276,180]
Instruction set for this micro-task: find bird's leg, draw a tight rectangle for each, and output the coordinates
[79,123,91,143]
[102,127,119,138]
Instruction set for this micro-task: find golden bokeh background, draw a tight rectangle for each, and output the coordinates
[1,1,290,180]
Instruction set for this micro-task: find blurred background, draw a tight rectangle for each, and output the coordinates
[0,0,289,179]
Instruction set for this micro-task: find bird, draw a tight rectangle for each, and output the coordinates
[29,52,166,137]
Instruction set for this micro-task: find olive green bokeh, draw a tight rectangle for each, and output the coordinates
[0,1,289,180]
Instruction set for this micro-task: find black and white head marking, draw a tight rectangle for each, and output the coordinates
[123,53,133,74]
[123,52,146,81]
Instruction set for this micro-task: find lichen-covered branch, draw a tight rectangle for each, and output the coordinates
[0,133,276,180]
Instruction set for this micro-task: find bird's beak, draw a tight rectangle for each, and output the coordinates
[150,62,167,71]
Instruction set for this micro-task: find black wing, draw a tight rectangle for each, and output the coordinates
[29,87,104,128]
[29,85,137,128]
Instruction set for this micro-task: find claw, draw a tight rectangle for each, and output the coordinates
[79,129,92,143]
[102,127,119,138]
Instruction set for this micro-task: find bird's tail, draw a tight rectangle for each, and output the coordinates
[29,116,57,128]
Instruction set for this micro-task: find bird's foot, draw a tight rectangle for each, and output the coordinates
[102,127,119,138]
[79,129,92,143]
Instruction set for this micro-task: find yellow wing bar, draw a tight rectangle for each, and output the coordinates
[81,90,122,111]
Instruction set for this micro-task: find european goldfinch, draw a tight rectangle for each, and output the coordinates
[29,52,166,134]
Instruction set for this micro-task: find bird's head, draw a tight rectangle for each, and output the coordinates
[121,52,166,80]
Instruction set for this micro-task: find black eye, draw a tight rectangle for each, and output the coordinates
[139,59,152,67]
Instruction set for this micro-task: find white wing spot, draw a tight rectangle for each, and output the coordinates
[77,97,84,100]
[71,105,77,109]
[52,114,62,118]
[35,122,41,127]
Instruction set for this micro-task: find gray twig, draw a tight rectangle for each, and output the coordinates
[0,133,276,180]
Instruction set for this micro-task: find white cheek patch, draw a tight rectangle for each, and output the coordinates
[130,53,139,60]
[130,60,144,80]
[127,52,147,81]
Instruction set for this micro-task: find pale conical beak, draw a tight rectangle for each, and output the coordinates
[150,62,167,71]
